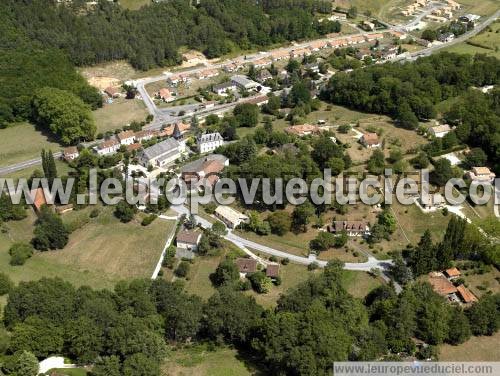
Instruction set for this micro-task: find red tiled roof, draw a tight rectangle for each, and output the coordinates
[428,274,457,296]
[235,258,257,273]
[456,285,477,303]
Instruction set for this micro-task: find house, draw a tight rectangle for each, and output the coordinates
[197,132,224,154]
[138,138,183,168]
[375,47,398,61]
[429,124,451,138]
[331,11,347,20]
[459,14,480,25]
[356,48,372,60]
[134,130,155,143]
[213,81,238,95]
[265,263,280,279]
[253,58,272,69]
[256,69,273,83]
[117,130,135,146]
[365,33,384,42]
[388,30,407,40]
[438,32,455,43]
[284,124,321,137]
[444,267,461,280]
[329,220,370,237]
[361,21,376,31]
[104,86,120,98]
[214,206,249,229]
[245,95,269,107]
[419,193,445,211]
[181,154,228,189]
[62,146,79,161]
[309,40,328,51]
[456,285,478,304]
[466,167,496,184]
[168,73,192,85]
[304,62,320,73]
[156,88,174,103]
[196,68,219,80]
[222,62,244,72]
[360,133,381,148]
[157,122,190,138]
[270,50,290,61]
[94,139,120,156]
[290,48,311,59]
[231,75,258,91]
[29,188,52,213]
[428,273,458,297]
[176,229,202,251]
[235,258,257,275]
[127,143,142,153]
[347,35,365,45]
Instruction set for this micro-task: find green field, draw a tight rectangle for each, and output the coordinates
[439,332,500,361]
[45,369,88,376]
[119,0,151,10]
[444,21,500,59]
[0,122,62,167]
[92,98,149,133]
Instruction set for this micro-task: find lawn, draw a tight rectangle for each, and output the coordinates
[444,21,500,59]
[455,0,500,16]
[45,369,88,376]
[461,268,500,298]
[92,98,149,133]
[119,0,151,10]
[0,206,176,296]
[439,332,500,361]
[0,122,62,167]
[161,345,262,376]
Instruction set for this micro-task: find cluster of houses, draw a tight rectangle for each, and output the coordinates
[180,154,228,190]
[235,258,280,280]
[428,268,478,305]
[402,0,459,17]
[328,220,371,237]
[213,75,260,96]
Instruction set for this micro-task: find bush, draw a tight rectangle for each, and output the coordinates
[175,261,190,278]
[248,271,272,293]
[204,202,217,214]
[141,214,158,226]
[308,261,319,271]
[281,257,290,265]
[9,242,34,266]
[89,208,100,218]
[0,273,13,295]
[114,201,137,223]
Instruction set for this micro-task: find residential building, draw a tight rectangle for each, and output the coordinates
[214,206,249,229]
[329,220,370,237]
[429,124,451,138]
[361,21,375,31]
[270,50,290,61]
[213,81,237,95]
[117,130,135,146]
[197,132,224,154]
[304,62,320,73]
[253,58,272,69]
[360,132,381,148]
[419,193,445,211]
[459,14,480,24]
[176,229,202,251]
[181,154,228,189]
[104,86,120,98]
[456,285,478,304]
[438,32,455,43]
[309,40,328,51]
[356,48,372,60]
[94,139,120,156]
[290,48,311,58]
[127,143,142,153]
[168,73,192,85]
[235,258,257,275]
[245,95,269,107]
[200,101,216,109]
[134,130,155,143]
[138,138,182,168]
[331,11,347,20]
[444,267,461,280]
[284,124,321,137]
[428,273,458,297]
[62,146,79,161]
[231,75,259,90]
[256,69,273,83]
[196,68,219,80]
[466,167,496,184]
[29,187,53,213]
[156,88,174,102]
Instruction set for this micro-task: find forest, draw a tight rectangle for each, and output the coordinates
[0,259,498,376]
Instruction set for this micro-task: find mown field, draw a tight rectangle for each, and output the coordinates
[439,332,500,361]
[92,98,149,133]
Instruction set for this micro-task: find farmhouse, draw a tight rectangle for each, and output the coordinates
[235,258,257,276]
[94,139,120,156]
[117,130,135,145]
[231,75,259,91]
[256,69,273,83]
[360,132,381,148]
[284,124,321,137]
[428,272,478,305]
[176,229,202,251]
[214,206,249,229]
[156,88,174,102]
[265,263,280,279]
[429,124,451,138]
[466,167,496,184]
[329,220,370,237]
[197,132,224,154]
[62,146,79,161]
[138,138,183,168]
[181,154,228,189]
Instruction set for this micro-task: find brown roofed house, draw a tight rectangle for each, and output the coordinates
[456,285,478,304]
[428,273,457,296]
[444,267,461,279]
[284,124,321,137]
[29,188,53,213]
[266,264,280,278]
[235,258,257,275]
[104,86,120,98]
[117,130,135,145]
[330,220,369,237]
[360,132,381,148]
[63,146,79,161]
[176,229,202,251]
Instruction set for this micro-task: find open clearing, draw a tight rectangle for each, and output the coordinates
[444,21,500,59]
[439,332,500,361]
[0,123,62,167]
[119,0,151,10]
[92,98,149,133]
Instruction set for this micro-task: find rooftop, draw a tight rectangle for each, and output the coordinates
[142,138,180,160]
[235,258,257,273]
[176,229,202,245]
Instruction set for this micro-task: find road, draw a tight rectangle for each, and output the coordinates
[0,152,62,177]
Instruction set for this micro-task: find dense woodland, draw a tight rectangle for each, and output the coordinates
[0,259,498,376]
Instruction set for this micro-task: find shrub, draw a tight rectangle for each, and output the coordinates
[281,257,290,265]
[89,208,100,218]
[141,214,158,226]
[175,261,190,278]
[308,261,319,271]
[0,273,13,295]
[9,242,34,266]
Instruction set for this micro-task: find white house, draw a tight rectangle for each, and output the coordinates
[138,138,183,168]
[231,75,259,91]
[197,132,224,154]
[117,130,135,145]
[176,229,202,251]
[213,81,238,96]
[360,133,381,148]
[429,124,451,138]
[466,167,496,184]
[94,139,120,156]
[214,206,249,229]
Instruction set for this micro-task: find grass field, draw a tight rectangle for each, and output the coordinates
[0,207,175,294]
[456,0,500,16]
[439,332,500,361]
[1,159,73,180]
[45,369,88,376]
[119,0,151,10]
[92,98,149,133]
[444,21,500,59]
[0,122,62,167]
[162,345,261,376]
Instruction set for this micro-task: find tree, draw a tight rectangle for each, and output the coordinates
[309,231,336,253]
[234,103,259,127]
[248,271,272,293]
[65,316,103,363]
[311,136,343,169]
[395,101,419,130]
[407,230,437,276]
[0,273,13,296]
[32,205,69,250]
[447,308,471,345]
[175,261,190,278]
[292,202,315,232]
[367,149,385,175]
[421,29,438,41]
[267,211,291,236]
[466,294,499,335]
[410,152,430,169]
[463,148,487,169]
[9,316,64,357]
[326,157,345,175]
[122,353,159,376]
[347,6,358,18]
[0,193,26,222]
[211,220,227,235]
[92,356,122,376]
[431,159,454,186]
[9,242,34,266]
[6,351,38,376]
[41,149,58,181]
[32,87,96,145]
[210,259,240,287]
[389,252,412,285]
[378,210,396,234]
[122,84,137,99]
[290,81,311,106]
[114,201,137,223]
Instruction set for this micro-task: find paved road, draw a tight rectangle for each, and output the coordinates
[0,152,62,177]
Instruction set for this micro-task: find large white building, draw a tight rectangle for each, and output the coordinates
[197,132,224,154]
[214,206,249,229]
[138,138,184,168]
